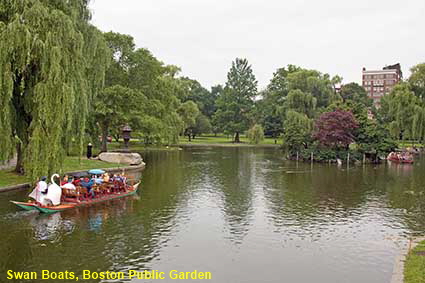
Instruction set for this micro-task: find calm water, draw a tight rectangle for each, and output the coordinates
[1,147,425,283]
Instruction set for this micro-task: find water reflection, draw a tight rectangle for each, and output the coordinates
[0,148,424,283]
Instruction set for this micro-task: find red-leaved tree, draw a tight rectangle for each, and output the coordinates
[313,109,359,149]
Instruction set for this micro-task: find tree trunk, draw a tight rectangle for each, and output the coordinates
[188,133,191,142]
[234,132,240,143]
[101,122,109,152]
[14,142,24,174]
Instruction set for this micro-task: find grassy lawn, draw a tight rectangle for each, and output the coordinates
[178,135,281,146]
[0,170,30,188]
[105,135,281,149]
[62,157,123,172]
[398,142,424,148]
[0,157,123,188]
[404,240,425,283]
[108,141,179,152]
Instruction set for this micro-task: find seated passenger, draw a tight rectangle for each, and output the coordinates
[81,177,95,197]
[60,175,69,186]
[29,176,48,203]
[72,176,81,186]
[93,175,103,184]
[103,173,110,183]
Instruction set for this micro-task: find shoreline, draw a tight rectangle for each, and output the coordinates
[0,163,145,193]
[175,143,281,148]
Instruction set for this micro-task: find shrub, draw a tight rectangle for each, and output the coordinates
[247,124,264,144]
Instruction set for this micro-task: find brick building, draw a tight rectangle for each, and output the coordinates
[362,63,402,107]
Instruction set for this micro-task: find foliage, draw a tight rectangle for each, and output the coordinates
[247,124,265,144]
[313,110,359,149]
[379,83,420,140]
[409,63,425,100]
[282,110,312,155]
[286,69,340,109]
[94,86,142,151]
[178,101,200,141]
[0,0,109,178]
[356,119,397,156]
[182,78,217,118]
[214,58,257,142]
[284,89,317,118]
[339,82,372,106]
[255,96,283,139]
[192,114,212,138]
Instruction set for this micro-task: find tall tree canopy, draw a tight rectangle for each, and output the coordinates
[0,0,109,178]
[214,58,257,142]
[339,82,371,106]
[380,83,420,140]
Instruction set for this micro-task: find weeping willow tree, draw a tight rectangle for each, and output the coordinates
[412,105,425,143]
[0,0,109,179]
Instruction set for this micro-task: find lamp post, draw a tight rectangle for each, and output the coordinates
[122,124,132,150]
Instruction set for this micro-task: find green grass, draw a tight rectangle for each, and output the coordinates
[0,157,123,188]
[108,141,179,152]
[105,135,281,149]
[62,157,123,172]
[178,135,281,146]
[404,240,425,283]
[397,141,424,148]
[0,170,30,188]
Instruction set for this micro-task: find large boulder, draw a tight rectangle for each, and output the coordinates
[98,152,142,165]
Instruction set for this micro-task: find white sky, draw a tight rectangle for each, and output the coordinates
[89,0,425,90]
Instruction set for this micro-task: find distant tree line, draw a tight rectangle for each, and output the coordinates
[1,1,425,178]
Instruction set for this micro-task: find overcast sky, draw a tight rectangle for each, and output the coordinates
[89,0,425,90]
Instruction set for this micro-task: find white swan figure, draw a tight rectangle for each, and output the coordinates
[44,174,62,206]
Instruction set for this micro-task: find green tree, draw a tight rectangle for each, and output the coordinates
[178,101,200,141]
[282,110,312,156]
[409,63,425,99]
[286,69,339,109]
[339,82,372,106]
[255,94,283,142]
[95,86,141,152]
[356,117,396,161]
[284,89,317,118]
[214,58,257,142]
[192,114,212,138]
[380,83,420,140]
[247,124,265,144]
[182,78,217,118]
[0,1,109,177]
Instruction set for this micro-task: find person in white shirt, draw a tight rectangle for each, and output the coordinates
[29,176,48,203]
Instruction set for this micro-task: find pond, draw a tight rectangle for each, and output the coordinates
[0,147,424,283]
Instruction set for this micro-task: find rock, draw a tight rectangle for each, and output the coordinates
[98,152,142,165]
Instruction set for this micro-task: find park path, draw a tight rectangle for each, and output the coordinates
[0,156,16,170]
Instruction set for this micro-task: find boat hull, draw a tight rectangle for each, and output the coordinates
[388,157,414,164]
[10,201,38,211]
[14,183,140,214]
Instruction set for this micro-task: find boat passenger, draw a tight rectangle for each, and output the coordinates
[103,173,110,183]
[81,177,95,197]
[60,175,69,186]
[72,176,82,186]
[28,176,48,203]
[92,175,103,184]
[61,176,76,190]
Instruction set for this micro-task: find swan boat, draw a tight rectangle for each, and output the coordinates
[11,173,141,214]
